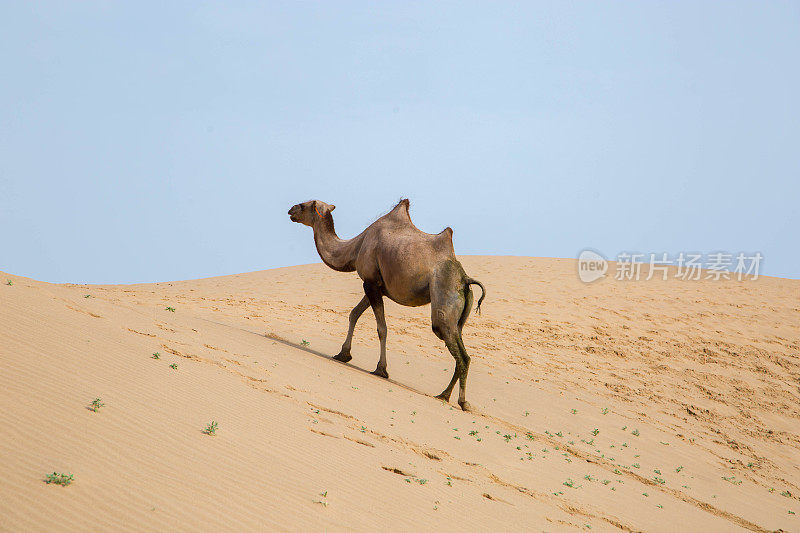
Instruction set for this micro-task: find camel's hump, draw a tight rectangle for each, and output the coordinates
[387,198,410,213]
[433,227,454,248]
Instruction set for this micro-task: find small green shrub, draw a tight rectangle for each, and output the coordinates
[88,398,104,412]
[45,472,73,486]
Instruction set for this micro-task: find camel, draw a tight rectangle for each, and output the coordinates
[288,198,485,411]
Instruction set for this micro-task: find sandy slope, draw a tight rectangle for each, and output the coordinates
[0,257,798,532]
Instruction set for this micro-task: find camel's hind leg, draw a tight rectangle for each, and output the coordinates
[453,334,472,411]
[334,295,370,363]
[432,272,474,411]
[434,288,473,404]
[436,357,460,403]
[363,281,389,379]
[433,328,472,411]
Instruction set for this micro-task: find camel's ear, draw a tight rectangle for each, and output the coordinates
[314,201,335,217]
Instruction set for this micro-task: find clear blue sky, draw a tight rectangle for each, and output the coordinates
[2,2,798,283]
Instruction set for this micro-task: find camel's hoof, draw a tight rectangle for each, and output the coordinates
[435,393,451,403]
[458,401,473,412]
[371,367,389,379]
[333,351,352,363]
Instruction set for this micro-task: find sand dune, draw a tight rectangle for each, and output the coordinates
[1,257,798,531]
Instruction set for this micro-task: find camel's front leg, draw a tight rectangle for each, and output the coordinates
[363,281,389,379]
[333,295,370,363]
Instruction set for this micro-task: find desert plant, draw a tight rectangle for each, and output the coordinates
[203,421,218,436]
[313,490,328,507]
[44,472,73,486]
[88,398,104,412]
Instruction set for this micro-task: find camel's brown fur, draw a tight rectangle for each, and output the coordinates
[288,198,485,410]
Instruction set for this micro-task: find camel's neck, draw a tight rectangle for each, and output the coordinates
[312,215,361,272]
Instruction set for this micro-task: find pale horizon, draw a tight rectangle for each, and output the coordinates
[2,2,798,283]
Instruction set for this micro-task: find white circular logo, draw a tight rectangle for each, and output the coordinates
[578,249,607,283]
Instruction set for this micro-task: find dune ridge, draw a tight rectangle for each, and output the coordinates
[1,257,798,531]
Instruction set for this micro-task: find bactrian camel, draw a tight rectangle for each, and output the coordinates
[288,199,485,411]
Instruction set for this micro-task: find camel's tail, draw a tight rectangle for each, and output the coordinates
[465,277,486,315]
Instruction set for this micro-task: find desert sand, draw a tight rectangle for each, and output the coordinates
[1,256,798,532]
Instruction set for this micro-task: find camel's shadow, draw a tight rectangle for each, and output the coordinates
[264,332,429,395]
[268,334,483,414]
[196,316,461,409]
[265,332,335,363]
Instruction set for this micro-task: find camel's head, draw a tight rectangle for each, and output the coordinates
[288,200,335,227]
